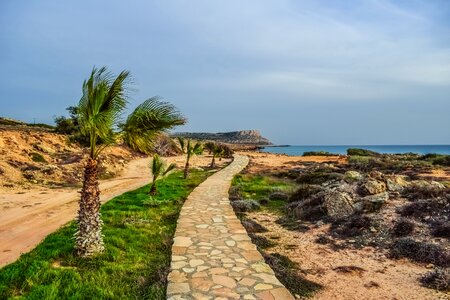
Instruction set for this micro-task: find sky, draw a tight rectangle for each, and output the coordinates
[1,0,449,145]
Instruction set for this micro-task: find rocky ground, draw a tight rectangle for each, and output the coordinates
[231,151,450,299]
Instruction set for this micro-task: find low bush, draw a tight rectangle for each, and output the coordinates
[431,222,450,239]
[289,184,323,202]
[231,199,260,213]
[391,218,415,237]
[389,238,450,267]
[296,172,343,185]
[331,214,375,237]
[303,151,338,156]
[399,198,449,219]
[420,268,450,292]
[347,148,379,156]
[403,184,448,200]
[30,152,47,163]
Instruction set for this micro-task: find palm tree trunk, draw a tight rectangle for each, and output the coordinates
[210,156,216,168]
[184,160,190,179]
[75,158,104,257]
[149,178,157,195]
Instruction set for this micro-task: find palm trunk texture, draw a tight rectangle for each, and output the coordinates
[75,158,104,257]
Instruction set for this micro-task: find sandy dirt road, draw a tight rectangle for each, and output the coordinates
[0,155,225,267]
[0,157,151,267]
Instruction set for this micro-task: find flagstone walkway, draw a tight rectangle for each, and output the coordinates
[167,155,294,300]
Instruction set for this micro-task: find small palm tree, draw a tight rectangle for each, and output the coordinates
[178,138,203,178]
[149,154,176,195]
[75,66,185,257]
[210,144,225,168]
[204,141,216,155]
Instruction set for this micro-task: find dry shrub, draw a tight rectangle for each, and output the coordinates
[398,198,449,219]
[331,214,375,237]
[389,238,450,267]
[431,222,450,239]
[420,268,450,292]
[391,218,415,237]
[403,185,448,200]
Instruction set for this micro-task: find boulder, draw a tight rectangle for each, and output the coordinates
[357,192,389,212]
[344,170,363,183]
[386,175,410,192]
[360,179,387,195]
[323,191,354,218]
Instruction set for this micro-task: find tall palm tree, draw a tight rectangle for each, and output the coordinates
[75,67,185,257]
[149,154,176,195]
[178,138,203,179]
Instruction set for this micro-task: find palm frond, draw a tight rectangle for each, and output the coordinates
[123,97,186,154]
[163,163,176,176]
[78,66,131,158]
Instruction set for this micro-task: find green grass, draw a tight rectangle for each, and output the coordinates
[0,170,210,300]
[30,152,47,163]
[231,174,295,213]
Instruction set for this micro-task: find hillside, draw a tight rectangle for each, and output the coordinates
[172,130,272,146]
[0,126,140,190]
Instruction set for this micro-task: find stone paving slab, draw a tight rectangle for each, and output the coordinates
[167,155,294,300]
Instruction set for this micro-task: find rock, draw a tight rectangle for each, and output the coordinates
[344,171,363,183]
[323,190,354,218]
[358,192,389,212]
[368,171,384,180]
[411,180,446,190]
[385,175,410,192]
[268,191,289,201]
[360,179,386,195]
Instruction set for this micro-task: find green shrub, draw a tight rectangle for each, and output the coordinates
[30,152,47,163]
[347,148,380,156]
[303,151,338,156]
[296,172,343,185]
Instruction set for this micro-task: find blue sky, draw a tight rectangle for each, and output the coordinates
[1,0,449,145]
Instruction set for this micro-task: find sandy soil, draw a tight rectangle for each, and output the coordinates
[239,151,347,174]
[0,154,230,267]
[242,151,449,300]
[249,212,448,300]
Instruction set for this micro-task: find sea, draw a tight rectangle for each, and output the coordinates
[260,145,450,156]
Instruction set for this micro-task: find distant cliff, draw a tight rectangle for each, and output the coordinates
[172,130,272,145]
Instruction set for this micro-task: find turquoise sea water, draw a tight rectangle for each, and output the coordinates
[260,145,450,156]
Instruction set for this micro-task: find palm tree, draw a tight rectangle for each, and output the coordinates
[178,138,203,179]
[210,144,225,168]
[149,154,176,195]
[75,66,185,257]
[204,141,215,155]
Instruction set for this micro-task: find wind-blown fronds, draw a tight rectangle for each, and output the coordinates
[149,154,176,194]
[78,67,130,158]
[123,97,186,154]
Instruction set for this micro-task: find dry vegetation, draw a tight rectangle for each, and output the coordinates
[231,151,450,299]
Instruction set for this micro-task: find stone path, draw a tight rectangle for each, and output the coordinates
[167,155,294,300]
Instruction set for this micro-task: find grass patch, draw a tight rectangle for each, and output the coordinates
[0,170,210,299]
[30,152,47,163]
[231,174,295,213]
